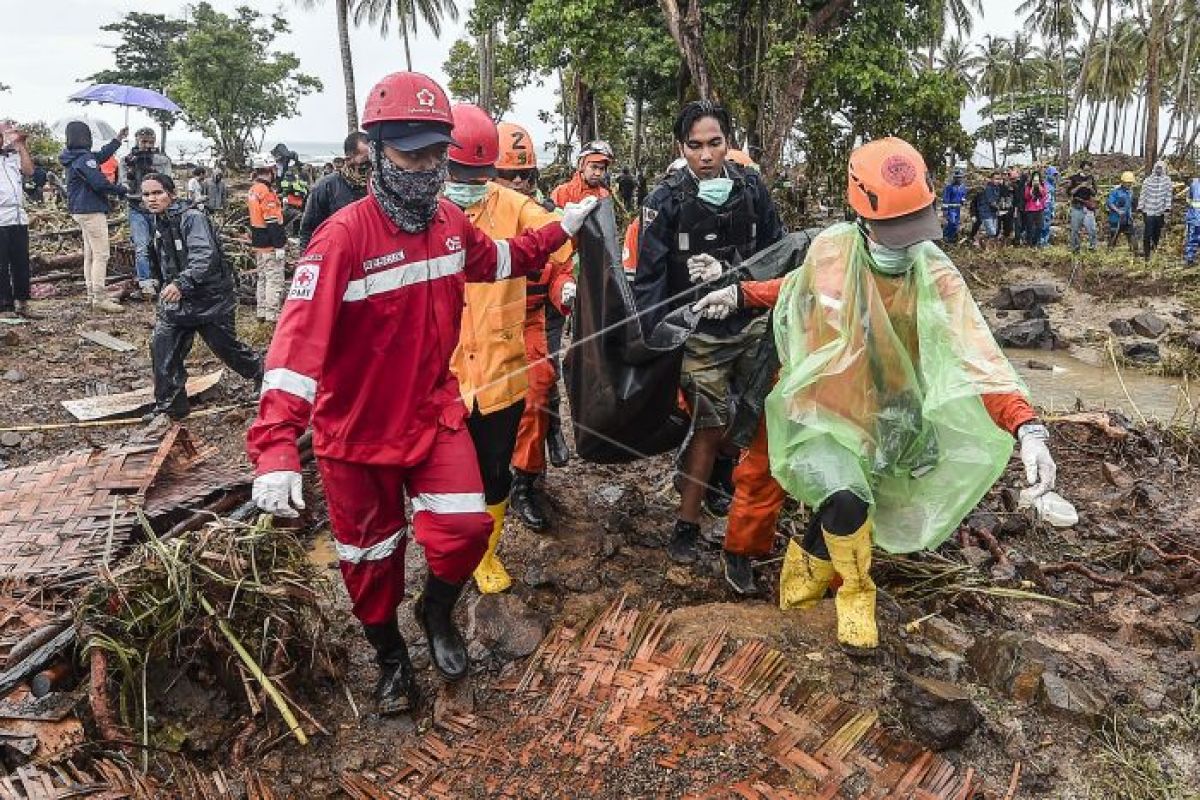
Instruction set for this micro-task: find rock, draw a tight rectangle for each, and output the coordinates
[665,566,693,587]
[467,594,548,662]
[1108,318,1135,336]
[0,331,18,347]
[1129,311,1168,338]
[1176,594,1200,625]
[1022,305,1048,320]
[593,484,625,505]
[1173,308,1194,323]
[0,432,20,448]
[2,369,26,383]
[1037,672,1109,725]
[1101,461,1134,489]
[996,310,1009,319]
[1185,332,1200,353]
[1025,359,1053,370]
[993,318,1060,349]
[992,284,1062,310]
[1122,341,1161,363]
[967,632,1054,703]
[896,673,983,751]
[921,617,976,656]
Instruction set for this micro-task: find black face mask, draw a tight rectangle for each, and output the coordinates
[368,141,446,234]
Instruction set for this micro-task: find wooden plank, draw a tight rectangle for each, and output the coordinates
[78,329,136,352]
[61,369,224,421]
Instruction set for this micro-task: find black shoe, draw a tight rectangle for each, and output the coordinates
[510,469,549,532]
[722,551,759,596]
[362,622,418,715]
[703,456,736,518]
[546,423,570,468]
[414,575,468,680]
[668,520,700,564]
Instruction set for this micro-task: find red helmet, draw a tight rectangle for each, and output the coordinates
[448,104,499,178]
[362,72,456,152]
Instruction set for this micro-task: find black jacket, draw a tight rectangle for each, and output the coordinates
[151,202,237,321]
[633,161,784,338]
[298,172,367,250]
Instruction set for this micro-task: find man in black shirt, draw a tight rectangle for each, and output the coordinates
[616,166,637,210]
[298,132,370,250]
[1066,160,1098,253]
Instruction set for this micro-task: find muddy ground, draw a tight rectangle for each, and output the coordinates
[0,238,1198,799]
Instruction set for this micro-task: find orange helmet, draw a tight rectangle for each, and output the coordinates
[726,149,754,167]
[497,121,537,169]
[846,137,935,221]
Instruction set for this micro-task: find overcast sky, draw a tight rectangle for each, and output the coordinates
[2,0,1028,160]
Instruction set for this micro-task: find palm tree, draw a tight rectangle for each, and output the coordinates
[925,0,985,69]
[976,35,1012,165]
[1017,0,1085,159]
[937,36,980,90]
[296,0,359,132]
[354,0,460,72]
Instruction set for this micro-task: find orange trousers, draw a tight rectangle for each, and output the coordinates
[511,312,556,474]
[723,417,786,557]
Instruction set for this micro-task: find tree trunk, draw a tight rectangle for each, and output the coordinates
[1093,0,1114,152]
[477,24,495,114]
[632,82,644,170]
[658,0,714,100]
[1161,16,1193,155]
[401,18,413,71]
[759,0,856,178]
[575,76,596,145]
[336,0,359,132]
[1062,2,1104,163]
[1144,0,1179,169]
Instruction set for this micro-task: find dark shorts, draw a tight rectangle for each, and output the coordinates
[681,315,768,430]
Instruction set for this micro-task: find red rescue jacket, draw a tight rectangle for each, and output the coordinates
[247,194,569,474]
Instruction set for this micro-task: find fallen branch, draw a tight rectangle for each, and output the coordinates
[89,649,127,743]
[1041,561,1159,600]
[0,402,252,433]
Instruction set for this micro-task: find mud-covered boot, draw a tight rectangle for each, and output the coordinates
[778,539,835,610]
[414,575,469,680]
[362,621,418,715]
[721,551,759,596]
[668,519,700,564]
[703,455,735,517]
[546,417,570,468]
[510,469,549,532]
[823,523,878,650]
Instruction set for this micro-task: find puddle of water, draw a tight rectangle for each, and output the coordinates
[1009,349,1199,423]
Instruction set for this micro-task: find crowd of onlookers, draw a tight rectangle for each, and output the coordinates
[941,160,1200,265]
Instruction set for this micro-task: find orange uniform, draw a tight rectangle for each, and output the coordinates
[247,181,285,251]
[450,183,573,415]
[551,157,611,208]
[621,219,639,276]
[724,276,1036,557]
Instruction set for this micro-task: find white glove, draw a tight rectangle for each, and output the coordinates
[1017,422,1057,498]
[560,195,599,236]
[252,470,305,518]
[560,280,576,308]
[687,253,723,284]
[691,284,740,320]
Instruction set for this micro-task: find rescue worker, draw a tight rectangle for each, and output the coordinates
[247,73,598,715]
[299,131,370,250]
[551,140,613,207]
[693,137,1059,650]
[497,122,578,533]
[120,128,172,297]
[1106,172,1137,252]
[633,100,784,573]
[1184,176,1200,266]
[247,155,287,323]
[140,172,262,421]
[941,168,967,243]
[494,121,572,468]
[445,107,575,591]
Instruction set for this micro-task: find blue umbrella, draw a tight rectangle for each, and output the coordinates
[69,84,182,126]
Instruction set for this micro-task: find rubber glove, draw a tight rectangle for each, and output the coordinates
[1017,422,1056,498]
[252,470,305,518]
[560,195,599,236]
[560,281,576,308]
[687,253,723,284]
[691,284,740,320]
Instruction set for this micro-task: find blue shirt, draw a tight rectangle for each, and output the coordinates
[1107,186,1133,226]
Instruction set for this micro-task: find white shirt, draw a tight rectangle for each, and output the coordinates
[187,176,207,205]
[0,151,28,227]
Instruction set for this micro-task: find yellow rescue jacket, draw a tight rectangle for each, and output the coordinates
[451,183,572,414]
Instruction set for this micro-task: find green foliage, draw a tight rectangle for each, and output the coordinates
[443,34,533,118]
[169,3,321,167]
[86,13,190,134]
[18,122,60,161]
[977,91,1065,161]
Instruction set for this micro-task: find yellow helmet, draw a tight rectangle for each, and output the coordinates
[1121,171,1136,184]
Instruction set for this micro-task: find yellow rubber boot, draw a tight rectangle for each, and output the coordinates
[473,502,512,594]
[778,539,835,611]
[823,522,878,649]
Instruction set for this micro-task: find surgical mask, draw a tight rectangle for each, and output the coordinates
[443,181,489,209]
[697,177,734,206]
[866,238,914,276]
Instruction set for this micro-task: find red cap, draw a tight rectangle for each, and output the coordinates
[363,72,456,151]
[447,104,499,179]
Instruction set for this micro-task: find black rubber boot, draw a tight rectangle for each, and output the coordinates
[668,520,700,564]
[703,455,736,518]
[510,469,549,532]
[414,575,469,680]
[722,551,759,597]
[362,622,418,715]
[546,418,570,468]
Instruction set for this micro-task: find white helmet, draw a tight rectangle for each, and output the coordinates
[249,152,275,170]
[578,140,614,165]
